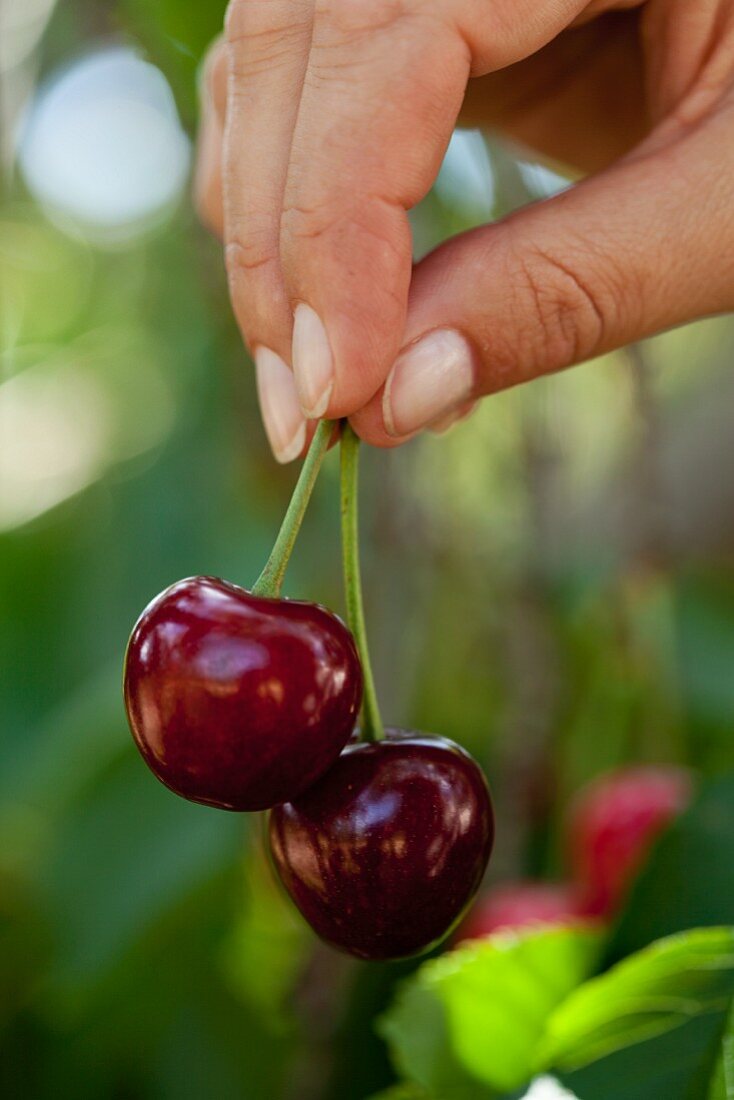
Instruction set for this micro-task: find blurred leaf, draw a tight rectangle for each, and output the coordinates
[379,927,601,1097]
[380,965,480,1100]
[0,666,126,812]
[675,573,734,768]
[543,927,734,1072]
[709,1003,734,1100]
[38,754,242,1000]
[222,838,309,1031]
[368,1086,432,1100]
[124,0,226,62]
[609,774,734,961]
[560,1010,726,1100]
[120,0,228,122]
[0,210,93,348]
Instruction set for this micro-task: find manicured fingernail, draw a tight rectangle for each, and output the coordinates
[383,329,475,437]
[255,346,306,464]
[292,303,334,418]
[429,400,478,435]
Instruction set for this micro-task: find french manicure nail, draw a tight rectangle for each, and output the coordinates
[292,303,334,418]
[383,329,475,437]
[255,346,307,463]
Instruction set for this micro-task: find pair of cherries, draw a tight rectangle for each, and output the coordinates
[124,575,494,960]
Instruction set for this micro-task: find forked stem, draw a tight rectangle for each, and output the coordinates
[340,423,385,742]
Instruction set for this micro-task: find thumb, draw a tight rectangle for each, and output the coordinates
[351,112,734,444]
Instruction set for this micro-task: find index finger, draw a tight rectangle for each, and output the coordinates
[277,1,471,419]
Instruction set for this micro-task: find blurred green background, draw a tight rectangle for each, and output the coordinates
[2,2,734,1098]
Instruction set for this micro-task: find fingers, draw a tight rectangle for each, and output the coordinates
[254,347,308,463]
[216,0,596,462]
[278,0,592,422]
[276,3,471,421]
[351,106,734,445]
[458,12,647,174]
[194,32,312,464]
[194,37,228,238]
[220,1,315,463]
[222,0,313,361]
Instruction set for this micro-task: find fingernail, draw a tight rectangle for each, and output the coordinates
[383,329,475,437]
[292,303,334,418]
[429,400,478,435]
[255,346,307,464]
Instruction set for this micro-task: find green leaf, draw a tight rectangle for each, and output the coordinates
[542,927,734,1073]
[38,754,242,998]
[379,927,602,1096]
[367,1086,432,1100]
[222,841,310,1031]
[560,1011,729,1100]
[709,1003,734,1100]
[609,774,734,962]
[379,965,481,1099]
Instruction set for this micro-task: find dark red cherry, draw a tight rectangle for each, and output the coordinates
[268,729,494,960]
[123,576,363,811]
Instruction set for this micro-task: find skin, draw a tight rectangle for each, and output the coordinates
[195,0,734,457]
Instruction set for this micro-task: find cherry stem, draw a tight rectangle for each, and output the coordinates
[340,423,384,743]
[252,419,333,599]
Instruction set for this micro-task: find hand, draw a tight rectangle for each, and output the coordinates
[195,1,734,461]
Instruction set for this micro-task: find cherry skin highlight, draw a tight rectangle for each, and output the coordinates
[124,576,363,811]
[566,765,693,916]
[269,729,494,960]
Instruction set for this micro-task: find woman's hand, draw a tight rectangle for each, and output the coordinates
[196,1,734,461]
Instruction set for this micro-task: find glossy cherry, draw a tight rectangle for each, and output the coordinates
[269,729,494,960]
[454,881,591,943]
[124,576,363,811]
[566,765,692,916]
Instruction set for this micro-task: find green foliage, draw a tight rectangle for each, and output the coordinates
[120,0,228,121]
[380,928,734,1100]
[368,1086,432,1100]
[380,773,734,1100]
[609,773,734,960]
[379,927,602,1096]
[7,2,734,1096]
[708,1003,734,1100]
[547,928,734,1071]
[222,841,311,1031]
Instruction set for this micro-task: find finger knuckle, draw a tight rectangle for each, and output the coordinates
[282,200,336,245]
[313,0,412,43]
[224,0,249,43]
[513,243,617,371]
[226,0,310,60]
[283,196,404,271]
[225,236,276,281]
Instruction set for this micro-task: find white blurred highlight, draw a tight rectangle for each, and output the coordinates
[436,130,495,216]
[19,47,190,240]
[522,1076,581,1100]
[0,333,175,530]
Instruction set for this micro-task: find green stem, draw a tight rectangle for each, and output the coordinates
[252,419,332,598]
[340,423,384,742]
